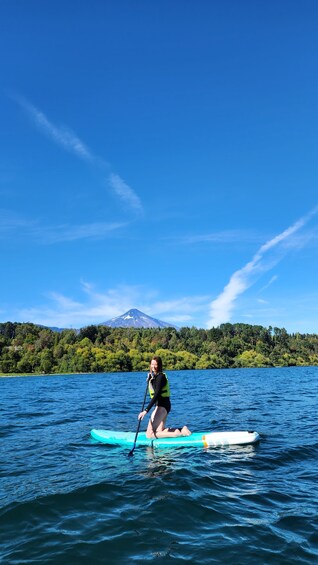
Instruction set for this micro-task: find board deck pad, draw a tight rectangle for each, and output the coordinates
[90,429,260,448]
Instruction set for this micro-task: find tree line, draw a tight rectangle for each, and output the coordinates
[0,321,318,375]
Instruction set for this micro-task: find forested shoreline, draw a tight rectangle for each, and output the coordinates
[1,321,318,375]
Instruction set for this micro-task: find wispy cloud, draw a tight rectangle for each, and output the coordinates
[149,296,210,324]
[207,206,318,328]
[177,229,262,245]
[11,93,143,213]
[38,221,126,243]
[109,173,143,212]
[18,284,138,328]
[259,275,278,293]
[14,95,94,162]
[0,208,36,236]
[234,291,318,334]
[16,281,209,328]
[0,209,125,243]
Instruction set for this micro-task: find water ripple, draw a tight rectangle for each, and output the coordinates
[1,367,318,564]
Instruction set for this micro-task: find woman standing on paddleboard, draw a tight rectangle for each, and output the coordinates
[138,356,191,439]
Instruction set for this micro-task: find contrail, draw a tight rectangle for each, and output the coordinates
[109,173,143,212]
[11,93,143,212]
[207,206,318,328]
[14,95,94,162]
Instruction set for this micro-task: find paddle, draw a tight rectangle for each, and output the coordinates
[128,378,149,457]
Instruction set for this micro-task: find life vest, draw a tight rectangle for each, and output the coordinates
[148,373,170,398]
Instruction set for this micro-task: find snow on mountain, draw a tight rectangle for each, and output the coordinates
[102,308,177,329]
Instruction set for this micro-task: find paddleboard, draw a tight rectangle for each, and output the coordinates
[90,429,260,448]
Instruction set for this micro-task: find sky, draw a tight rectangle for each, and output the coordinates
[1,0,318,333]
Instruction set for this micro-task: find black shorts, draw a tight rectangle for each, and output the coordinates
[157,397,171,414]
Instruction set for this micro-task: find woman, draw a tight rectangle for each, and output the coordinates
[138,356,191,439]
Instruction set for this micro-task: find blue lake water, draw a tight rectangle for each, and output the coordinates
[1,367,318,564]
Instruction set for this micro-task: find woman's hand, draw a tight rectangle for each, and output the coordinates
[138,410,147,420]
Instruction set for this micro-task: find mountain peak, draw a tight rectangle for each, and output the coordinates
[103,308,177,329]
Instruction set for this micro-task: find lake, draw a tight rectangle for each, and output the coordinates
[1,367,318,564]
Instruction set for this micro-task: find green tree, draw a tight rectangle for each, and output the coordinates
[174,350,198,370]
[40,349,54,373]
[235,350,271,368]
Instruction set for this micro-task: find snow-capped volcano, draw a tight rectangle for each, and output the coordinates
[103,308,177,329]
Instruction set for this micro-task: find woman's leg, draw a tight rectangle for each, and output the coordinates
[146,406,182,439]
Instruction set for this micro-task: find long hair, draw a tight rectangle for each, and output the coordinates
[150,355,163,373]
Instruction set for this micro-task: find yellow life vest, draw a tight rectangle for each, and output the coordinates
[148,373,170,398]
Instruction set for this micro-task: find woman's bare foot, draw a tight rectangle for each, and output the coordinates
[181,426,191,436]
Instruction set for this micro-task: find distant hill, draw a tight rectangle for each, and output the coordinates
[102,308,177,329]
[37,324,66,333]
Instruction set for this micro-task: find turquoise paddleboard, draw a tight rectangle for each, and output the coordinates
[90,429,260,448]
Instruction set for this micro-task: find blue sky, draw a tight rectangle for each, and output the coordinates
[1,0,318,332]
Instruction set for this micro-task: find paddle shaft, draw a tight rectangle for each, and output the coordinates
[128,378,149,456]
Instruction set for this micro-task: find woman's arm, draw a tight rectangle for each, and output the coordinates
[143,373,165,414]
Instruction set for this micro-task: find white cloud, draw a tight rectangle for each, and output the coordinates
[259,275,278,293]
[0,209,126,242]
[207,206,318,328]
[0,208,36,236]
[178,229,261,245]
[16,282,210,328]
[15,95,94,162]
[18,288,130,329]
[12,94,143,213]
[109,173,143,212]
[150,296,209,322]
[47,292,83,310]
[38,221,126,243]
